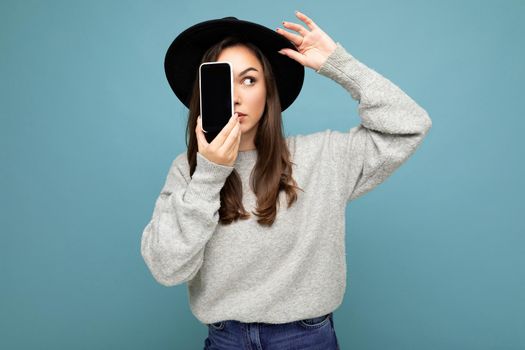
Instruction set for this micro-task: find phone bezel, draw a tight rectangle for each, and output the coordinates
[198,61,234,135]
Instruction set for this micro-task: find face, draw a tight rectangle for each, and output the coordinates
[217,45,267,143]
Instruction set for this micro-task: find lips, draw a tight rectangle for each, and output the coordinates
[235,112,247,117]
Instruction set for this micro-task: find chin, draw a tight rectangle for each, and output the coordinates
[239,123,249,132]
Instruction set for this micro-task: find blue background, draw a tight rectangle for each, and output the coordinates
[2,0,524,349]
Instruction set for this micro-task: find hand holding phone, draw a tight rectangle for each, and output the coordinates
[195,113,241,167]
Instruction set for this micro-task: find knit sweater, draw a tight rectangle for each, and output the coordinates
[140,42,432,325]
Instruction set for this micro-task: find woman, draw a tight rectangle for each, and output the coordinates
[141,11,432,349]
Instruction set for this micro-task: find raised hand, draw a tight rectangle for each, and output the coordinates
[276,10,338,71]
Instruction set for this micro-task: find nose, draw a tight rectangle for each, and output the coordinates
[233,86,241,106]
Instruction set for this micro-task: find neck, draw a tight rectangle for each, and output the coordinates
[239,129,256,151]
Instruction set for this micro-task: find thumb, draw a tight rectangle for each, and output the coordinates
[195,115,209,148]
[279,48,306,66]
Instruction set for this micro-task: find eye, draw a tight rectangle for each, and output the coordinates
[242,76,257,86]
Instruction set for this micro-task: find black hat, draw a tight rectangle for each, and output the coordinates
[164,16,305,112]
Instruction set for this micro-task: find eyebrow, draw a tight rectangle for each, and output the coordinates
[238,67,259,77]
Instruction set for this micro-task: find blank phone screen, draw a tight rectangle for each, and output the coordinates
[199,62,233,142]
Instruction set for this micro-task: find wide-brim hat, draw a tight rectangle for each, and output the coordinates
[164,16,304,112]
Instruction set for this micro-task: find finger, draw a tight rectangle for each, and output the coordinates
[220,119,241,154]
[211,113,238,147]
[282,20,309,37]
[295,10,319,31]
[231,119,242,155]
[233,121,242,154]
[222,118,241,152]
[278,48,307,66]
[276,27,303,47]
[230,122,242,157]
[195,116,209,148]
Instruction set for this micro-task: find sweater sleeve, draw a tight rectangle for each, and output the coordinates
[316,42,432,202]
[140,152,234,286]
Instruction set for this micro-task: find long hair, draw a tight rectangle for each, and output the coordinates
[185,36,303,227]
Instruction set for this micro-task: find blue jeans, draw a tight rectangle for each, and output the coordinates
[204,312,340,349]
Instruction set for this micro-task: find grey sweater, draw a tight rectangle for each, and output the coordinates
[141,42,432,325]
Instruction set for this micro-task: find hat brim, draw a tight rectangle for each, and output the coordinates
[164,17,304,112]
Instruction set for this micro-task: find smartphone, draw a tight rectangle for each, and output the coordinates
[199,61,234,143]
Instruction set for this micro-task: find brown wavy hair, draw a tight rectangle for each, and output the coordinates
[184,36,303,227]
